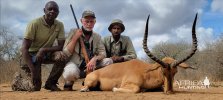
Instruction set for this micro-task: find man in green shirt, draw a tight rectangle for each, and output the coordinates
[103,19,137,64]
[12,1,65,91]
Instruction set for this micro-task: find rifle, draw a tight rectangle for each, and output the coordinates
[70,4,91,74]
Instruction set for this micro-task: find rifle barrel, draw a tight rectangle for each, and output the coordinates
[69,4,91,74]
[70,4,80,29]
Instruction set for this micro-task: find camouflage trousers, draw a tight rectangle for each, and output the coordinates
[11,51,67,91]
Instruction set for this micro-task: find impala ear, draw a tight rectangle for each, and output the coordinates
[179,63,197,69]
[178,63,189,68]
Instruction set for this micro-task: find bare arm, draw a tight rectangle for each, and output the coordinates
[21,39,35,76]
[86,35,106,71]
[65,29,82,54]
[36,39,65,62]
[111,56,124,63]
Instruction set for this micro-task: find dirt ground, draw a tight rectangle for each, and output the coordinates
[1,80,223,100]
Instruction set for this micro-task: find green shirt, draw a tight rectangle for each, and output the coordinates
[24,16,65,52]
[103,35,137,61]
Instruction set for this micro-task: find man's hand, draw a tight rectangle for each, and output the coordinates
[86,57,97,72]
[72,29,83,41]
[111,56,124,63]
[36,48,45,62]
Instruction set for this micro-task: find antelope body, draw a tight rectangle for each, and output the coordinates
[81,57,189,93]
[81,14,198,93]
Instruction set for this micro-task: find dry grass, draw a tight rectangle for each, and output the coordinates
[0,61,64,84]
[0,61,19,83]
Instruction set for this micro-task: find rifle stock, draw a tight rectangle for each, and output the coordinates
[70,4,91,74]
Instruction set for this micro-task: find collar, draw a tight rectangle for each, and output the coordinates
[41,15,57,27]
[110,36,123,44]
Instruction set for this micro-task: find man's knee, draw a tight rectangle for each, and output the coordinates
[63,62,80,81]
[99,58,113,67]
[52,51,68,62]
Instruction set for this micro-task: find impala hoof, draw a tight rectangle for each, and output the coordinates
[80,86,89,92]
[112,87,118,92]
[164,90,174,94]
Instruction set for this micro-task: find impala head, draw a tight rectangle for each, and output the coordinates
[143,14,198,94]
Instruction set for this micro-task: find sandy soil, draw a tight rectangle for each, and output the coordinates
[1,80,223,100]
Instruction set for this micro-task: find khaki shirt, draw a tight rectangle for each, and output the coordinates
[103,35,137,61]
[63,29,106,66]
[24,16,65,52]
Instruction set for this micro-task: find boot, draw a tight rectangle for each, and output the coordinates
[63,81,74,91]
[44,84,61,91]
[44,61,65,91]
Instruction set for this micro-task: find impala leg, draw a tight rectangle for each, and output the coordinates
[163,74,174,94]
[80,73,98,92]
[112,83,140,93]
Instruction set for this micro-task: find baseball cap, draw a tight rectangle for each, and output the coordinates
[82,10,96,18]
